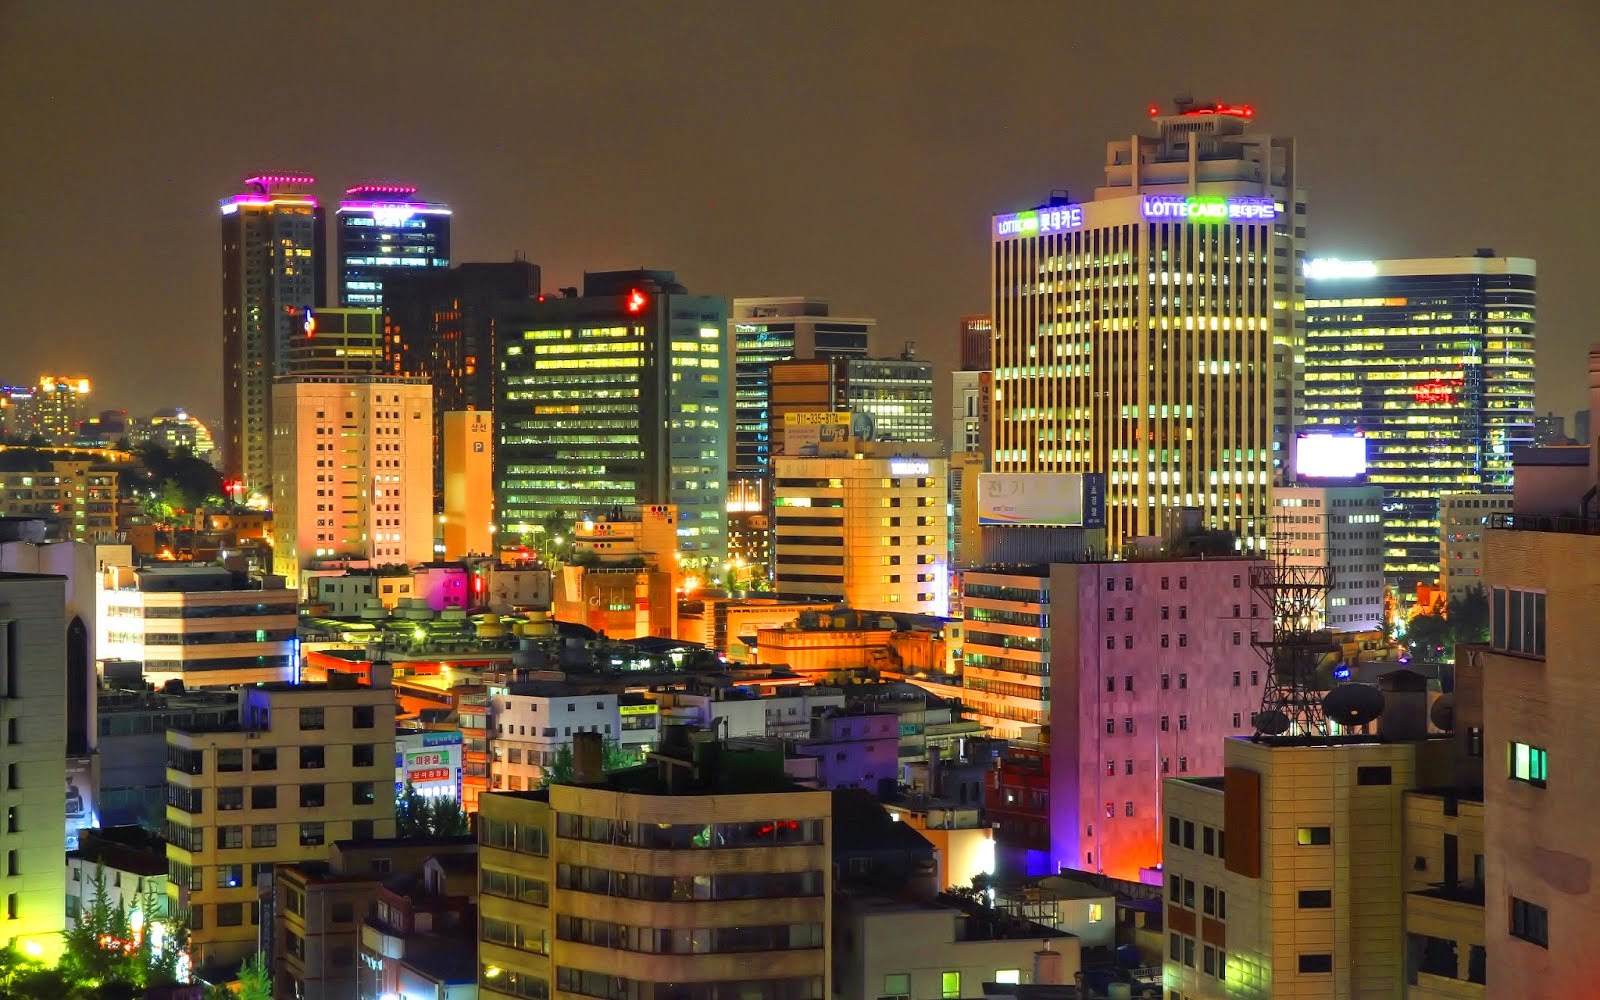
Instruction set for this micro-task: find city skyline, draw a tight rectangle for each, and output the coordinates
[2,1,1594,426]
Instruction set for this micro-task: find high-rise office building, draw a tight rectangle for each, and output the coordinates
[991,101,1305,551]
[271,374,434,586]
[0,573,70,959]
[770,355,936,446]
[1270,483,1385,631]
[30,376,91,444]
[442,410,494,560]
[1439,492,1512,601]
[1303,253,1536,603]
[496,270,729,569]
[384,261,541,496]
[335,184,451,308]
[729,298,873,477]
[959,314,992,372]
[951,371,983,454]
[772,450,948,614]
[282,307,385,375]
[221,174,325,494]
[476,731,831,1000]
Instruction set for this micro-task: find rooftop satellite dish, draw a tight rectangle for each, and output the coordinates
[1430,694,1455,733]
[1253,710,1290,736]
[1322,684,1385,727]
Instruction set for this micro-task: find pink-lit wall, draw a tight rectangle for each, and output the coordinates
[1049,559,1271,881]
[414,564,470,611]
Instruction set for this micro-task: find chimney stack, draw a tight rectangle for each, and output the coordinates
[572,731,604,785]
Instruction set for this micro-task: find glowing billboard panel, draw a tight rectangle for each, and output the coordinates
[978,473,1106,528]
[1296,433,1368,479]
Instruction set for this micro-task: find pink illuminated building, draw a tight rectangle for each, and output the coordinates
[794,710,900,795]
[964,557,1271,881]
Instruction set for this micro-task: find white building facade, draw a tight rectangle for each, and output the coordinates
[1271,483,1386,630]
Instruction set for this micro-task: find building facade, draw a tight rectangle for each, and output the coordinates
[730,297,873,477]
[270,375,434,587]
[476,734,832,1000]
[959,315,992,372]
[220,174,324,494]
[28,376,91,444]
[962,558,1270,879]
[335,185,451,308]
[773,453,949,614]
[0,460,118,541]
[164,676,397,970]
[0,573,69,958]
[950,370,982,454]
[769,356,935,446]
[1303,253,1536,603]
[283,308,385,375]
[991,102,1305,552]
[1438,493,1512,602]
[442,409,495,559]
[99,565,298,687]
[1270,483,1386,631]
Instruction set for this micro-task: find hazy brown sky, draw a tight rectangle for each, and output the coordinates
[3,1,1596,427]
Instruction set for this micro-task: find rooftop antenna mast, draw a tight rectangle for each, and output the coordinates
[1251,515,1336,739]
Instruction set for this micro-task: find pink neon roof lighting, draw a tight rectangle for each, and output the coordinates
[345,184,419,196]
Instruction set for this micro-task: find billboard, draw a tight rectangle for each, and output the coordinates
[66,756,96,850]
[396,730,464,801]
[783,411,851,457]
[978,473,1106,528]
[1296,433,1368,480]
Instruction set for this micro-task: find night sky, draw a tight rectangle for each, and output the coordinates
[3,1,1595,429]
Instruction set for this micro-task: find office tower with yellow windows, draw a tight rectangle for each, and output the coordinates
[990,102,1306,552]
[220,175,324,494]
[1303,252,1535,605]
[495,271,729,571]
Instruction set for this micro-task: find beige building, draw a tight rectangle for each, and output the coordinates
[477,731,831,1000]
[1438,493,1511,601]
[442,409,494,560]
[773,452,949,615]
[0,460,117,541]
[164,672,398,970]
[991,103,1305,552]
[99,564,298,687]
[271,374,433,588]
[283,308,385,375]
[553,505,681,639]
[1161,707,1463,1000]
[1270,483,1386,631]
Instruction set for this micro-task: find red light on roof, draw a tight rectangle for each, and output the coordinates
[244,173,316,187]
[1179,103,1255,119]
[1147,103,1160,117]
[625,289,647,314]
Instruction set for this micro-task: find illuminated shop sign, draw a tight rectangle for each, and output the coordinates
[1140,195,1277,222]
[1414,380,1462,405]
[1303,258,1379,280]
[993,204,1084,238]
[889,460,931,475]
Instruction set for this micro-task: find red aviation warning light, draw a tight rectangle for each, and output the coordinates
[625,289,647,314]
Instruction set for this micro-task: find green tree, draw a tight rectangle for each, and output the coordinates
[396,783,471,838]
[1448,584,1490,645]
[540,739,638,787]
[1404,611,1451,661]
[61,865,140,987]
[237,950,272,1000]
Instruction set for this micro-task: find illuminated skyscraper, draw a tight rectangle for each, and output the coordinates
[31,376,91,444]
[220,174,324,494]
[991,101,1306,551]
[959,314,992,371]
[729,298,873,477]
[769,354,935,446]
[496,270,729,570]
[335,184,451,308]
[1303,252,1536,603]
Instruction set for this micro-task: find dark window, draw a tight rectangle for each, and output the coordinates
[1510,897,1548,948]
[1298,890,1332,908]
[299,784,325,808]
[1183,821,1195,850]
[1357,766,1392,785]
[1298,954,1334,974]
[353,743,376,767]
[352,705,375,728]
[1297,826,1332,846]
[217,749,244,772]
[300,746,325,769]
[299,707,324,731]
[251,748,277,771]
[1203,827,1215,855]
[353,782,375,805]
[1168,816,1181,846]
[251,786,276,809]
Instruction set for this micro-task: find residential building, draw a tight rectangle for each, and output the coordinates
[987,744,1051,878]
[949,451,985,570]
[283,307,385,375]
[730,297,873,477]
[66,825,169,926]
[99,564,298,687]
[769,355,935,446]
[164,672,398,970]
[992,101,1306,552]
[773,451,948,614]
[0,460,118,541]
[270,373,433,588]
[275,863,380,1000]
[335,184,451,308]
[1160,679,1467,1000]
[97,686,239,830]
[443,409,494,559]
[359,849,479,1000]
[487,686,623,792]
[551,505,681,639]
[135,408,217,461]
[793,710,899,794]
[476,730,831,1000]
[496,270,729,570]
[220,174,324,494]
[651,684,845,739]
[307,568,417,615]
[725,475,772,584]
[382,260,540,497]
[1438,493,1511,601]
[29,376,92,444]
[0,572,69,958]
[951,370,982,454]
[1304,252,1536,604]
[963,557,1270,879]
[1270,483,1386,630]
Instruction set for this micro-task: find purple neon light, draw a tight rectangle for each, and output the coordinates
[336,201,451,214]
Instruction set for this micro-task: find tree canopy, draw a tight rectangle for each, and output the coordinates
[396,783,471,838]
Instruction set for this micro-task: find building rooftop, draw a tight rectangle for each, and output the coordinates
[1490,512,1600,537]
[68,827,168,877]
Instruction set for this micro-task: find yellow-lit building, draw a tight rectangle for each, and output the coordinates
[283,308,385,375]
[0,459,117,541]
[442,409,494,559]
[477,731,831,1000]
[773,451,948,615]
[164,672,397,971]
[1437,493,1511,601]
[553,505,680,639]
[32,375,91,444]
[991,102,1305,552]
